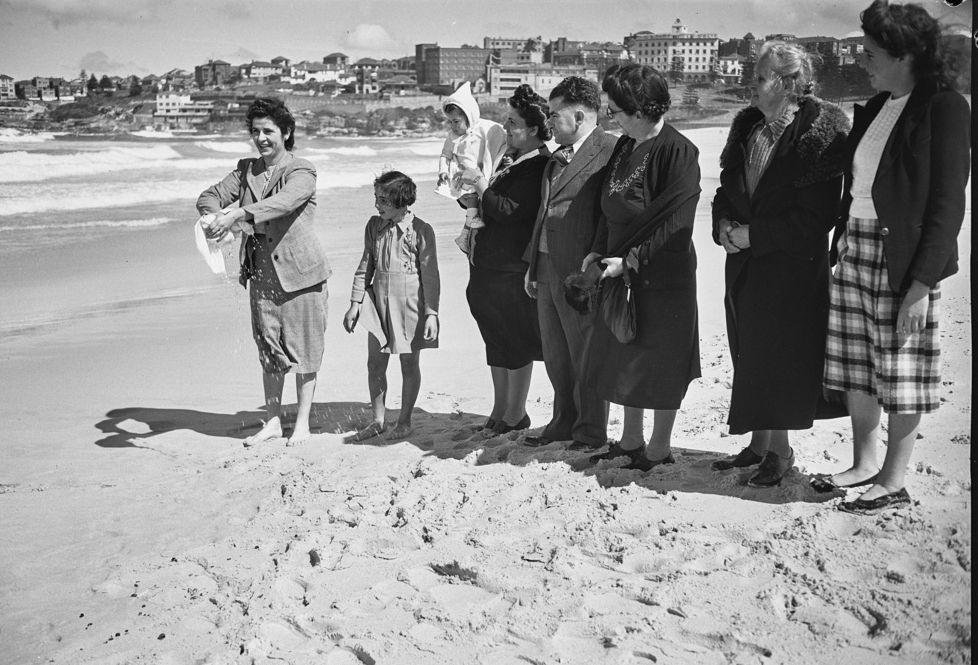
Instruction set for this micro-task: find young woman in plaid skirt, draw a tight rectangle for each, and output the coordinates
[818,0,970,514]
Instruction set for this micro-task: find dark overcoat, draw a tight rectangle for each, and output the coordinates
[712,97,849,433]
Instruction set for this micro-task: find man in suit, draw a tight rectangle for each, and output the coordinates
[523,76,617,450]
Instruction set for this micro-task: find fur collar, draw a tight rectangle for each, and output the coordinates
[719,96,851,188]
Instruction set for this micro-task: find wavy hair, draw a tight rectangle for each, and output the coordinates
[757,41,819,99]
[861,0,955,90]
[549,76,601,112]
[374,170,416,208]
[509,84,552,141]
[602,63,671,123]
[246,98,296,151]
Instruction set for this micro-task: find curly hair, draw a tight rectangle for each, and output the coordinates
[246,97,296,151]
[757,41,820,100]
[549,76,601,112]
[602,64,671,123]
[509,84,553,141]
[861,0,955,90]
[374,170,417,208]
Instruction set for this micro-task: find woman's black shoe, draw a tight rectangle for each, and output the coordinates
[589,442,644,464]
[810,472,879,493]
[475,418,497,432]
[747,449,794,487]
[711,446,764,471]
[625,451,675,472]
[495,414,531,434]
[837,487,911,515]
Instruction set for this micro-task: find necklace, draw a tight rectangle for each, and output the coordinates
[607,143,650,195]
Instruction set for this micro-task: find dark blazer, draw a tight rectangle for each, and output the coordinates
[197,152,332,292]
[524,127,618,281]
[833,81,970,293]
[474,152,549,273]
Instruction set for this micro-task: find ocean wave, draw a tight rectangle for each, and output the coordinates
[0,147,231,183]
[0,128,58,143]
[304,146,378,157]
[194,141,254,153]
[0,217,177,233]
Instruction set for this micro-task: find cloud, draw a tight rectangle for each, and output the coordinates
[78,51,128,74]
[218,0,250,21]
[2,0,165,28]
[341,23,397,50]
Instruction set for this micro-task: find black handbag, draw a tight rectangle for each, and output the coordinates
[599,267,636,344]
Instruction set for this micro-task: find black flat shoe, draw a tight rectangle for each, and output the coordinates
[496,414,530,434]
[711,446,765,471]
[589,442,644,464]
[475,418,497,432]
[523,434,554,447]
[838,488,911,515]
[747,449,794,488]
[625,451,675,472]
[810,472,879,493]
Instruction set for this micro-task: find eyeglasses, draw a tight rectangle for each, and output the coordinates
[606,105,624,119]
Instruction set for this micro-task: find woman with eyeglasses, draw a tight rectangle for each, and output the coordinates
[580,64,702,472]
[710,42,850,487]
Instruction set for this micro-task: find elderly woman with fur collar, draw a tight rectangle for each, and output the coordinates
[711,41,850,487]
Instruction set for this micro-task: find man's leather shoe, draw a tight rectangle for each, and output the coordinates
[747,449,794,487]
[567,440,602,452]
[711,446,764,471]
[523,435,554,447]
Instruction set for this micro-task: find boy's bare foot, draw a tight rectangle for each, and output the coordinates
[386,423,413,440]
[286,425,312,447]
[243,418,283,447]
[352,422,385,441]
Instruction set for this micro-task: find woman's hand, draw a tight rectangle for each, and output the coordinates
[343,303,361,333]
[717,218,741,254]
[203,210,237,240]
[524,270,537,299]
[599,257,624,280]
[459,168,488,195]
[581,252,603,272]
[423,314,439,341]
[727,224,750,251]
[897,280,931,336]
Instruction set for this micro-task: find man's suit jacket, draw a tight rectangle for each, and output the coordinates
[833,81,970,293]
[197,151,332,292]
[524,127,618,281]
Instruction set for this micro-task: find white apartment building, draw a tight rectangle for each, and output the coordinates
[487,64,599,99]
[625,19,719,82]
[154,93,213,128]
[0,75,15,100]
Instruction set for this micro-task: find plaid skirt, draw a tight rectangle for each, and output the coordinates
[823,216,941,414]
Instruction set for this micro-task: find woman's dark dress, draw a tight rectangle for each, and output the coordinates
[586,126,701,409]
[466,153,547,369]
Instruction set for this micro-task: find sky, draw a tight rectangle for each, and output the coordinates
[0,0,971,80]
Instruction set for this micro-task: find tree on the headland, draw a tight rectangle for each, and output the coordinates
[129,79,143,97]
[740,57,755,89]
[98,74,113,92]
[87,74,99,95]
[813,53,843,102]
[668,55,685,84]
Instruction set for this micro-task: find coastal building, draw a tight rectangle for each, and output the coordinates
[718,33,760,61]
[487,63,599,99]
[15,80,38,100]
[415,44,491,88]
[0,75,15,100]
[323,53,349,67]
[153,93,213,129]
[548,39,627,75]
[717,54,745,84]
[624,19,719,82]
[195,60,231,88]
[484,36,542,51]
[795,36,841,59]
[242,61,282,81]
[838,36,864,65]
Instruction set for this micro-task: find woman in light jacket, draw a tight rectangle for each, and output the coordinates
[198,98,331,447]
[818,0,970,514]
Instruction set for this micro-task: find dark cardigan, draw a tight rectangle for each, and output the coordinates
[473,153,549,273]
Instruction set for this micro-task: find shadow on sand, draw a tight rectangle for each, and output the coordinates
[93,402,836,505]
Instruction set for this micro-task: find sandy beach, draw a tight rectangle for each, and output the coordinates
[0,125,970,664]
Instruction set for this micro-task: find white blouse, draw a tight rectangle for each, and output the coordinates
[849,92,911,220]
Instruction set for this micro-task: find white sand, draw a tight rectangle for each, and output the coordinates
[0,126,970,664]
